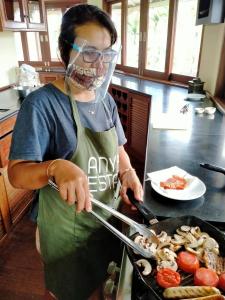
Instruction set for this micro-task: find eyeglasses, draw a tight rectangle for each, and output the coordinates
[72,43,118,63]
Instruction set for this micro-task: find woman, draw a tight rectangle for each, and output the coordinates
[8,4,143,300]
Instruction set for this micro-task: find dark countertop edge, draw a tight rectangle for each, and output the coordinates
[110,82,152,98]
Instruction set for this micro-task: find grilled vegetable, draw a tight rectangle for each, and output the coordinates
[163,286,221,299]
[156,268,181,288]
[176,251,200,273]
[194,268,219,287]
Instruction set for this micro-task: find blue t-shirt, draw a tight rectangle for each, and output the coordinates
[9,83,127,162]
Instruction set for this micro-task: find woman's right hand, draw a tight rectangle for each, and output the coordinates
[48,159,92,213]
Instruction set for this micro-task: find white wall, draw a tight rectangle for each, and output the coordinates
[0,31,18,88]
[87,0,102,9]
[198,23,225,95]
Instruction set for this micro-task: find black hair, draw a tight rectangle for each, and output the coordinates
[58,4,117,68]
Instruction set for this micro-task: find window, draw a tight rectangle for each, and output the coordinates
[14,32,24,61]
[46,7,63,61]
[146,0,169,72]
[13,1,84,67]
[111,3,122,64]
[27,32,42,61]
[125,0,140,68]
[172,0,202,76]
[107,0,203,84]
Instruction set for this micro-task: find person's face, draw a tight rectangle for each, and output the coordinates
[68,22,113,91]
[73,22,111,75]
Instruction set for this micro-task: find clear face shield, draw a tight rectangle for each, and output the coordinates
[65,37,121,100]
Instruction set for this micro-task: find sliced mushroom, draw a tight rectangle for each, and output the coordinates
[134,235,143,245]
[180,225,191,232]
[176,228,189,237]
[185,232,198,243]
[157,231,168,243]
[136,259,152,276]
[156,248,177,262]
[171,234,186,245]
[186,237,204,248]
[203,237,219,251]
[157,260,178,272]
[191,226,201,238]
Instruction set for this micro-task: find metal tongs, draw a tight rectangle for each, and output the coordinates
[48,179,154,258]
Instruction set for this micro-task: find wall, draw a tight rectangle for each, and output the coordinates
[198,23,225,95]
[87,0,102,8]
[0,31,18,88]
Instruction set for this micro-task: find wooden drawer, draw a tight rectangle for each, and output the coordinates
[0,133,12,168]
[0,115,17,137]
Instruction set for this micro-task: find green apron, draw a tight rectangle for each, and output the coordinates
[37,99,122,300]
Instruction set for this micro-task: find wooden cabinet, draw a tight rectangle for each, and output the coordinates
[0,113,34,243]
[0,0,46,31]
[39,72,64,84]
[109,84,151,180]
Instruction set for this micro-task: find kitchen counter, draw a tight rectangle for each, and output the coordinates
[143,87,225,226]
[0,88,21,121]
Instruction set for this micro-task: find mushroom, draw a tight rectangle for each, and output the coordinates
[136,259,152,276]
[157,260,178,272]
[157,231,168,243]
[191,226,201,238]
[180,225,191,232]
[134,235,143,245]
[203,237,219,253]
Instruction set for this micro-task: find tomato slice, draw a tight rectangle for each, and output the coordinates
[156,268,181,288]
[176,251,200,273]
[219,273,225,291]
[194,267,219,287]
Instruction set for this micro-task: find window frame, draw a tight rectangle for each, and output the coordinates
[17,0,85,68]
[105,0,203,84]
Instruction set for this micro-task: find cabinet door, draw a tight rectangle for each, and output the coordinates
[128,92,151,161]
[0,173,11,239]
[24,0,46,30]
[0,0,27,30]
[1,168,34,225]
[0,0,46,31]
[0,133,12,168]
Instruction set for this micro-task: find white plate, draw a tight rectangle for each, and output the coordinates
[148,167,206,201]
[186,93,206,101]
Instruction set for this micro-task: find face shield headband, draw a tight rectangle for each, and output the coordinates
[65,38,121,95]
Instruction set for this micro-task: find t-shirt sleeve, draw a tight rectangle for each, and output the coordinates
[107,93,127,146]
[9,97,51,162]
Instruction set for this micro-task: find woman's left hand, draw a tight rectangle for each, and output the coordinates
[120,169,143,205]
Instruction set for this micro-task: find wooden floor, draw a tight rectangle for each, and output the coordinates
[0,215,45,300]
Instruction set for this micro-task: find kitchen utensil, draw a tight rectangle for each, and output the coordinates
[188,77,205,94]
[200,163,225,175]
[126,190,225,300]
[48,179,155,258]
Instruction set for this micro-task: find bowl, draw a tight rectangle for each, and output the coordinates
[204,107,216,115]
[195,107,205,114]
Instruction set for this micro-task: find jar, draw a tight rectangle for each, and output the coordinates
[188,77,205,94]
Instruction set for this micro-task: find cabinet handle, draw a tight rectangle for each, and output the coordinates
[40,35,44,42]
[44,35,48,42]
